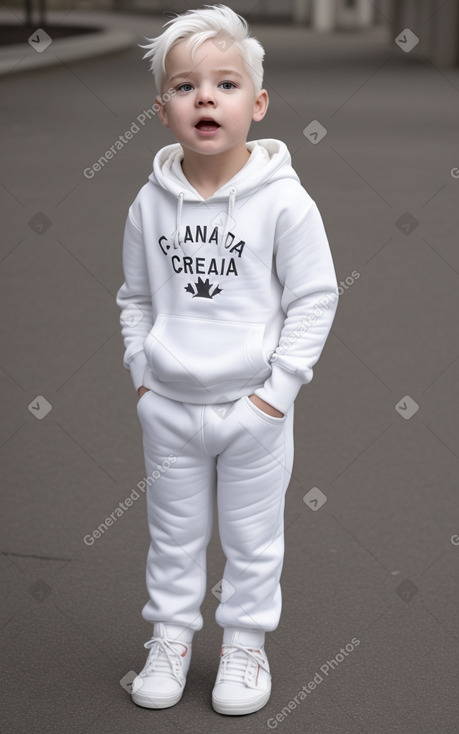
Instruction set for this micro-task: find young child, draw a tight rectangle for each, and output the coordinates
[116,4,338,716]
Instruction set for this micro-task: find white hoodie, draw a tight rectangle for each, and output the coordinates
[116,138,338,415]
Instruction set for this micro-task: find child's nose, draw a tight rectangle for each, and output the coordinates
[196,86,216,106]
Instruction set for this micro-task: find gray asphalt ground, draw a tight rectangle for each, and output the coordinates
[1,5,459,734]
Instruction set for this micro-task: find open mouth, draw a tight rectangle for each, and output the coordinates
[195,119,220,131]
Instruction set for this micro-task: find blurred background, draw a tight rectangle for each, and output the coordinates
[2,0,459,66]
[1,2,459,733]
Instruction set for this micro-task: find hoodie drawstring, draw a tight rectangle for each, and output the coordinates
[173,191,184,249]
[172,187,236,253]
[221,187,236,251]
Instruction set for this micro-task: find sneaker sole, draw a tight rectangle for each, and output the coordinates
[212,686,271,715]
[131,688,184,709]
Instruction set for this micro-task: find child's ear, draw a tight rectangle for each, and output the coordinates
[156,95,169,127]
[252,89,269,123]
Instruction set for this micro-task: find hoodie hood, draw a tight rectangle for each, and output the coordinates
[148,138,300,251]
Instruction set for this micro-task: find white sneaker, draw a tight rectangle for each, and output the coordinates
[131,623,193,709]
[212,628,271,715]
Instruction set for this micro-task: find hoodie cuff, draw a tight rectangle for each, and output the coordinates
[128,351,149,392]
[254,364,304,415]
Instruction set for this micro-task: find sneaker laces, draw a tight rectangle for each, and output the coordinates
[217,643,269,686]
[141,635,188,684]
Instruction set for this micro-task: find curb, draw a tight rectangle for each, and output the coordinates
[0,13,137,76]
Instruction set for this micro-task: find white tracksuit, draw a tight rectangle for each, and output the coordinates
[116,138,338,634]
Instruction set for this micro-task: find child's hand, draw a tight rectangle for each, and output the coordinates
[248,394,284,418]
[137,386,150,399]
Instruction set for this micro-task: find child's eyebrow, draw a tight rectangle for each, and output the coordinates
[169,69,244,83]
[213,69,244,78]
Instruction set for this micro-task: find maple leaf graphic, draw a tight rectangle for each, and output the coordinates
[184,277,223,299]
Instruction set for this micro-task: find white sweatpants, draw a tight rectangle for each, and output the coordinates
[136,389,294,634]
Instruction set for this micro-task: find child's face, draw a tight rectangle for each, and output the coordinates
[156,37,268,157]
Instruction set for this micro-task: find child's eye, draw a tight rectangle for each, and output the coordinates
[219,81,236,90]
[176,83,193,92]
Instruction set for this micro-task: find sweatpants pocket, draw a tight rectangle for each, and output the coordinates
[239,395,287,427]
[136,388,153,412]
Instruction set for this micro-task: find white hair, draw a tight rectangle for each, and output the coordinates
[139,4,265,93]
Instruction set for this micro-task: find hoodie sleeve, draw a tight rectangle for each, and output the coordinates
[254,193,339,415]
[116,207,153,392]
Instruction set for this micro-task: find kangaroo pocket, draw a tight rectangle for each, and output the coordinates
[143,314,269,388]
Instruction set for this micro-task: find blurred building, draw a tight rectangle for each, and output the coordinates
[11,0,458,66]
[391,0,459,66]
[111,0,457,66]
[109,0,391,28]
